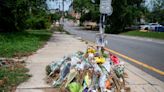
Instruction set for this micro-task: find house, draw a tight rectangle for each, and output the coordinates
[68,3,81,20]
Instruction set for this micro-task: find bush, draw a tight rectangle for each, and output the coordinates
[105,25,111,34]
[49,13,62,23]
[51,26,65,32]
[65,15,76,20]
[26,16,50,29]
[0,0,28,32]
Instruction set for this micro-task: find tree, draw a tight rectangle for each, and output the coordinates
[152,0,164,11]
[0,0,48,31]
[105,0,146,34]
[25,0,50,29]
[73,0,100,23]
[27,0,47,15]
[73,0,90,14]
[146,0,164,23]
[0,0,29,31]
[72,0,145,34]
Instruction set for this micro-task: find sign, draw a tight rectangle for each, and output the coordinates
[100,0,113,15]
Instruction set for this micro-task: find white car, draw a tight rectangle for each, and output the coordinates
[140,23,162,31]
[149,23,162,31]
[140,24,149,30]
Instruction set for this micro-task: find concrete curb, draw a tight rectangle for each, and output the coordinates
[81,39,164,92]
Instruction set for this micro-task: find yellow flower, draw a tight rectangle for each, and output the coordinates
[95,57,105,64]
[87,48,96,53]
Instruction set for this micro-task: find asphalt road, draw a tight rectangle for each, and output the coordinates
[64,21,164,81]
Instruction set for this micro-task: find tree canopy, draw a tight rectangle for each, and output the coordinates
[146,0,164,23]
[106,0,146,33]
[73,0,100,23]
[0,0,48,31]
[72,0,147,34]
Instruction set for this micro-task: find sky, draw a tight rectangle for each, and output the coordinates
[46,0,72,11]
[145,0,154,10]
[46,0,154,11]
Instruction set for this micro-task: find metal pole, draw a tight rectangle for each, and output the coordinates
[62,0,64,25]
[96,14,106,54]
[58,1,60,11]
[101,14,106,34]
[99,14,103,34]
[102,14,106,47]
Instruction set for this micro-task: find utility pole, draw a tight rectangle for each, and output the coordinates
[62,0,65,25]
[59,1,60,12]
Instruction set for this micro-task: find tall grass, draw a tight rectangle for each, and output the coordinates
[0,30,52,57]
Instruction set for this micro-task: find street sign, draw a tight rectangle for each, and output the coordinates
[100,0,113,15]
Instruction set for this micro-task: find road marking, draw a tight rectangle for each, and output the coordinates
[73,34,164,75]
[104,47,164,75]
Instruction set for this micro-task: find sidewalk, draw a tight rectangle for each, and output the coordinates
[16,32,87,92]
[125,62,164,92]
[16,32,164,92]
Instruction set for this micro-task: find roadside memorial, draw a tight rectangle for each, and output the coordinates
[46,0,130,91]
[46,46,129,92]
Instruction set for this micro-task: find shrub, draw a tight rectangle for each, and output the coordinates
[65,15,76,20]
[49,13,62,23]
[26,16,50,29]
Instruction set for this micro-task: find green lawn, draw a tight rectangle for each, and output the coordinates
[121,31,164,40]
[0,30,52,57]
[0,29,52,91]
[0,62,30,91]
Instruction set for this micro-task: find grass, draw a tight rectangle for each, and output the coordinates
[0,29,52,91]
[121,30,164,40]
[0,64,30,92]
[0,29,52,57]
[0,63,30,91]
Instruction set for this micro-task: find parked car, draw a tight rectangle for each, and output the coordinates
[140,23,162,31]
[83,21,98,30]
[140,23,149,30]
[155,26,164,32]
[149,23,162,31]
[160,23,164,26]
[125,25,140,30]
